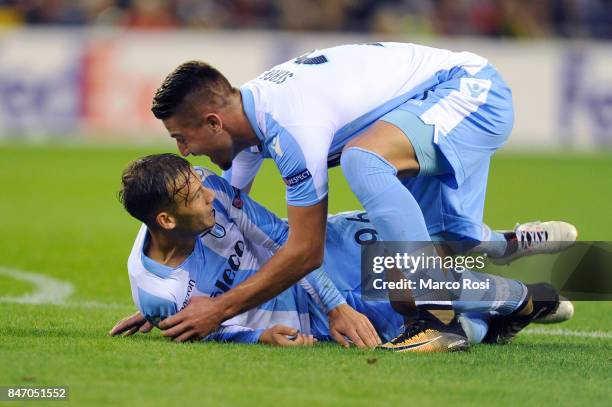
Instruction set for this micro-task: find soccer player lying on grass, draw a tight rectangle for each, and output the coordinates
[151,43,578,350]
[110,154,573,350]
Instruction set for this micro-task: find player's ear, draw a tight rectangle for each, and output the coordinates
[155,211,176,231]
[205,113,222,131]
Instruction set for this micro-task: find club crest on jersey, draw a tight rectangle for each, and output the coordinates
[193,166,205,179]
[232,187,244,209]
[202,223,226,239]
[272,136,283,157]
[283,169,312,187]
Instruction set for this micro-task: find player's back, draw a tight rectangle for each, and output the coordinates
[244,42,489,148]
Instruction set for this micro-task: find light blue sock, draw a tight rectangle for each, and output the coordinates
[459,313,490,344]
[340,147,431,242]
[341,147,451,307]
[451,269,527,315]
[472,224,508,257]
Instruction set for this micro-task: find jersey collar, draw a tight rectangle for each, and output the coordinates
[239,87,265,143]
[140,231,203,279]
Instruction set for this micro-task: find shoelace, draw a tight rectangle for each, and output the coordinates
[517,229,549,250]
[391,319,428,343]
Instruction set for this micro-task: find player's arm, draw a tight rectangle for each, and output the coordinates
[160,128,379,347]
[205,323,315,347]
[222,199,328,313]
[213,173,369,334]
[300,267,347,313]
[203,171,347,313]
[221,147,263,195]
[110,289,178,337]
[158,199,329,341]
[111,249,184,337]
[258,325,316,347]
[108,311,153,337]
[158,193,380,347]
[203,324,264,344]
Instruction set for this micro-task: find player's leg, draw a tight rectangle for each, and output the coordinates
[459,313,491,344]
[473,222,578,265]
[461,296,575,345]
[341,114,472,352]
[460,296,575,344]
[324,212,574,350]
[353,66,521,351]
[474,224,509,257]
[441,266,573,344]
[341,120,429,242]
[482,283,560,344]
[381,277,574,351]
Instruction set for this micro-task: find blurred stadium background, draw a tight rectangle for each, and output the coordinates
[0,0,611,147]
[1,1,611,406]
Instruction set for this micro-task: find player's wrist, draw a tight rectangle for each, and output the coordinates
[259,328,273,345]
[324,298,347,314]
[327,302,349,317]
[214,292,242,322]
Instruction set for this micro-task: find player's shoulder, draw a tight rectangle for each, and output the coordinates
[133,284,179,326]
[194,166,231,192]
[127,224,149,273]
[193,166,218,183]
[193,166,238,212]
[127,250,189,325]
[242,66,334,130]
[127,226,184,292]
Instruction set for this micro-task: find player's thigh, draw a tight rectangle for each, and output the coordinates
[424,72,514,186]
[344,106,453,180]
[344,120,420,178]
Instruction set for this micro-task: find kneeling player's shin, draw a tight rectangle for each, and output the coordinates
[341,147,453,312]
[340,147,431,242]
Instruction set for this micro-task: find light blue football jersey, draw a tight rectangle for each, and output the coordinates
[223,42,514,240]
[128,167,407,343]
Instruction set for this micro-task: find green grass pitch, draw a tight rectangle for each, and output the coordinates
[0,144,611,406]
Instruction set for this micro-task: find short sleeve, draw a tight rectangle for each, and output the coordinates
[222,147,264,190]
[198,170,289,251]
[263,118,331,207]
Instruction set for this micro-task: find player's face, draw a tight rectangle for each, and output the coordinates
[171,170,216,234]
[163,114,235,171]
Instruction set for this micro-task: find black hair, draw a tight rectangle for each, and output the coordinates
[151,60,234,120]
[118,153,194,227]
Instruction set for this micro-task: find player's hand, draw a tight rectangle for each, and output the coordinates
[328,303,381,349]
[108,311,154,336]
[158,296,223,342]
[259,324,317,347]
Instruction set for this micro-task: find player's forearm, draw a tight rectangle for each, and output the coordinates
[303,267,346,313]
[215,199,328,322]
[216,243,323,320]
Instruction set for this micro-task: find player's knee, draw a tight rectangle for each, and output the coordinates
[341,147,397,198]
[340,147,360,181]
[341,147,396,177]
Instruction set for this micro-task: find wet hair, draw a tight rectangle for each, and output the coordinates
[151,60,234,121]
[118,153,194,227]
